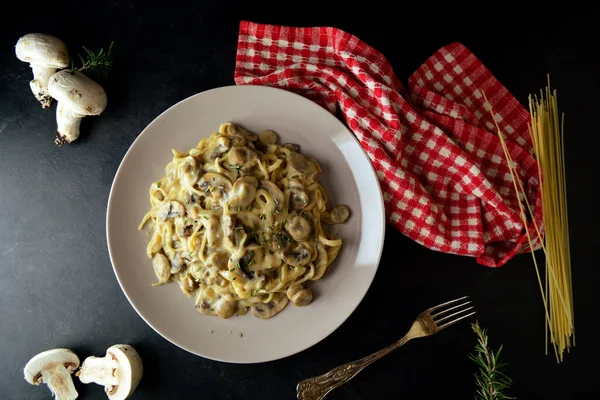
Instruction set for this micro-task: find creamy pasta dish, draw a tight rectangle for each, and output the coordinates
[139,123,350,319]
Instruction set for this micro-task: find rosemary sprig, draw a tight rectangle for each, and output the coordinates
[470,321,515,400]
[71,41,114,81]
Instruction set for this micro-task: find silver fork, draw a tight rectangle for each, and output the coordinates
[296,296,476,400]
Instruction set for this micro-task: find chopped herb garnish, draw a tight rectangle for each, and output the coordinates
[239,332,243,337]
[228,330,232,335]
[275,209,281,214]
[202,216,209,220]
[210,329,214,333]
[232,277,237,280]
[196,268,201,272]
[209,242,214,247]
[235,226,243,230]
[248,206,253,211]
[237,262,241,269]
[295,197,301,201]
[218,185,225,190]
[237,206,241,211]
[268,212,272,218]
[250,290,253,296]
[212,177,215,182]
[259,214,265,220]
[302,211,309,219]
[274,198,280,205]
[269,265,273,269]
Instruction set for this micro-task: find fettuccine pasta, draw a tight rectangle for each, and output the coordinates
[139,123,350,319]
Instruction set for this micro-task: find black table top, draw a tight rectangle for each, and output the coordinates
[1,2,598,399]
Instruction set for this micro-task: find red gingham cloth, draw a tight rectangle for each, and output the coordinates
[234,21,542,267]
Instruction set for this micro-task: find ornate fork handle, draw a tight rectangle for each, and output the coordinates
[297,336,412,400]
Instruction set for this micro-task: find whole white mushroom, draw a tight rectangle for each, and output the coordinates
[77,344,143,400]
[23,348,80,400]
[15,33,69,108]
[47,70,107,146]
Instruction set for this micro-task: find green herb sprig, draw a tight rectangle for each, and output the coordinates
[71,41,114,81]
[470,321,515,400]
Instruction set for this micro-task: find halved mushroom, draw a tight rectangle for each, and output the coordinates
[287,151,319,181]
[77,344,143,400]
[258,129,278,145]
[324,205,351,224]
[197,173,232,201]
[283,242,312,268]
[230,176,258,209]
[285,211,312,242]
[288,179,310,210]
[261,180,284,211]
[252,295,289,319]
[24,348,79,400]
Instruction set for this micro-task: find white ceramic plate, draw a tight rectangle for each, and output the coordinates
[106,85,385,363]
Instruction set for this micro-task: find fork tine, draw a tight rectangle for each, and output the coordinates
[430,301,472,319]
[434,306,475,324]
[436,311,477,331]
[426,296,469,313]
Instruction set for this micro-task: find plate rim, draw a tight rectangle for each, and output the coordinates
[106,84,386,363]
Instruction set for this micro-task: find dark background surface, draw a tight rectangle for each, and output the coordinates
[1,2,599,399]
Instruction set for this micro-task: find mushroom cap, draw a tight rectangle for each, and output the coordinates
[23,348,80,385]
[48,70,107,116]
[15,33,69,68]
[106,344,143,400]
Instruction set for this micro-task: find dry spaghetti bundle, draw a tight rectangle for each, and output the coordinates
[484,77,574,362]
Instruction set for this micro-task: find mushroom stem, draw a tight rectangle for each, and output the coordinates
[40,364,79,400]
[77,356,120,386]
[55,102,84,146]
[30,65,57,107]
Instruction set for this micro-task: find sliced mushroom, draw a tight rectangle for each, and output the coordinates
[77,344,143,400]
[208,252,229,270]
[24,348,79,400]
[283,242,312,268]
[157,201,185,220]
[272,230,292,252]
[283,143,300,152]
[252,295,289,319]
[288,180,310,210]
[168,253,184,274]
[227,147,258,170]
[262,180,284,211]
[215,299,236,319]
[285,211,312,242]
[287,151,319,181]
[178,156,200,186]
[152,253,171,283]
[292,289,313,307]
[207,135,231,161]
[230,176,258,209]
[286,283,303,299]
[197,173,232,201]
[258,129,278,145]
[324,205,351,224]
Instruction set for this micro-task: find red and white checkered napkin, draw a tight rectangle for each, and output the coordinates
[234,21,542,267]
